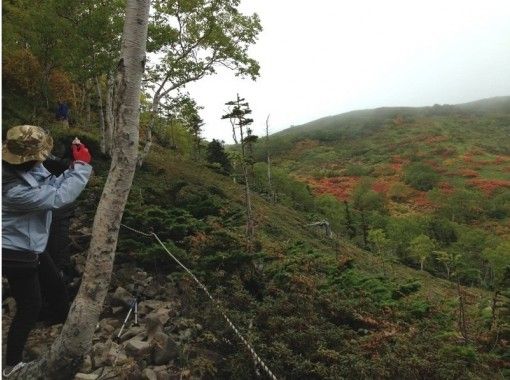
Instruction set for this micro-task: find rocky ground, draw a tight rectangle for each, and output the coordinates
[2,250,211,380]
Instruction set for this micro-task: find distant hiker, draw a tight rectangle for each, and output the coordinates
[56,100,70,128]
[2,125,92,376]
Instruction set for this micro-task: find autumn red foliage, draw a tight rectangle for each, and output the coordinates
[307,176,360,200]
[390,155,407,172]
[462,154,474,163]
[438,182,455,194]
[460,169,479,178]
[494,156,508,164]
[468,179,510,195]
[412,192,434,210]
[372,179,391,194]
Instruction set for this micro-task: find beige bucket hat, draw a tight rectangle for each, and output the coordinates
[2,125,54,164]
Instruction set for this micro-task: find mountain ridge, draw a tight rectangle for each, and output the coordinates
[273,95,510,138]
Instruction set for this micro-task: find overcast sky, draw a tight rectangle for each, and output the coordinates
[188,0,510,143]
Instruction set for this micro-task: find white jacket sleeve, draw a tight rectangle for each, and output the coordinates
[3,163,92,212]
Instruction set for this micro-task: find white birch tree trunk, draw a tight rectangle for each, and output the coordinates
[105,72,115,156]
[15,1,150,378]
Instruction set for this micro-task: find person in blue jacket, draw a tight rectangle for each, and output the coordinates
[2,125,92,377]
[56,100,70,128]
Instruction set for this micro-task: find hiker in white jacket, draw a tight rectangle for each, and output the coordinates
[2,125,92,377]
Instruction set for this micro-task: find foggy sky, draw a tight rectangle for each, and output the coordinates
[188,0,510,143]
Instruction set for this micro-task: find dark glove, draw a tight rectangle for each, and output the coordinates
[71,143,91,164]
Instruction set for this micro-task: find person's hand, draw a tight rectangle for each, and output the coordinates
[71,143,91,164]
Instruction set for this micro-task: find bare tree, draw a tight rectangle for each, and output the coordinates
[15,1,150,378]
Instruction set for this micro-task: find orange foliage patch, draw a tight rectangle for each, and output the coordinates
[425,135,448,144]
[372,179,391,194]
[438,182,455,194]
[390,155,408,172]
[462,154,474,163]
[2,49,42,97]
[494,156,510,164]
[460,169,479,178]
[307,176,360,201]
[412,192,434,210]
[49,70,74,104]
[468,179,510,195]
[391,155,405,164]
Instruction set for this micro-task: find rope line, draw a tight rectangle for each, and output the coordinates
[120,223,278,380]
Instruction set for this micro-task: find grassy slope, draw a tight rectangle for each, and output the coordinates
[117,145,503,378]
[50,112,506,378]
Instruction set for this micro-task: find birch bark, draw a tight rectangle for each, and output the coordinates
[105,72,115,155]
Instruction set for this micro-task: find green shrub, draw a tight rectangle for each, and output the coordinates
[392,280,421,299]
[403,163,439,191]
[123,206,202,242]
[387,182,413,202]
[438,345,478,366]
[175,185,224,218]
[345,163,373,176]
[406,299,430,318]
[372,163,396,176]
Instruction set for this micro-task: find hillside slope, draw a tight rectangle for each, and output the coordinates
[76,130,508,378]
[273,96,510,141]
[259,96,510,239]
[3,122,508,379]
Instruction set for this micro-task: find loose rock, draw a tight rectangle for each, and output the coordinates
[142,368,158,380]
[74,373,99,380]
[111,287,135,307]
[151,332,179,365]
[126,339,151,358]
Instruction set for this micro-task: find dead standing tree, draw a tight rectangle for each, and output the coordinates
[222,94,255,252]
[15,0,150,378]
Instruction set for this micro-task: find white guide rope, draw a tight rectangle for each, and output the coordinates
[120,224,278,380]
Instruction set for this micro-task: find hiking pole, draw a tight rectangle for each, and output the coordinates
[116,297,139,339]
